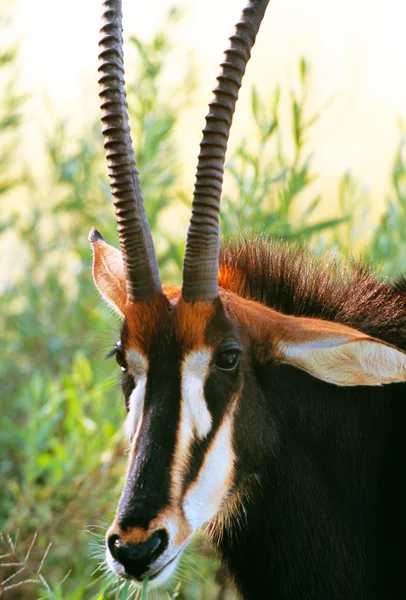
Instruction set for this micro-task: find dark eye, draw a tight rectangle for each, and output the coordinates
[115,348,127,371]
[106,341,127,372]
[215,348,240,371]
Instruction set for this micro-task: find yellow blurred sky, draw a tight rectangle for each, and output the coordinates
[13,0,406,213]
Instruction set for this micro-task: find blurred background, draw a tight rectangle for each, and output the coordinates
[1,0,406,598]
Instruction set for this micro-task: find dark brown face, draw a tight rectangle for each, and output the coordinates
[90,236,406,589]
[105,295,246,586]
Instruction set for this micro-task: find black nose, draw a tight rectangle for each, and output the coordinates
[108,530,168,579]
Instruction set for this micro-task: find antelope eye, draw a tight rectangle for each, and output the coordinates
[115,349,127,371]
[106,341,127,371]
[215,348,240,371]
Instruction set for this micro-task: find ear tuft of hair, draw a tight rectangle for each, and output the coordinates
[88,227,105,244]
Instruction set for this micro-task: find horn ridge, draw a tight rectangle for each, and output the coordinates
[98,0,162,303]
[182,0,270,302]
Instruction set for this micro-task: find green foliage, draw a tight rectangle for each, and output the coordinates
[222,58,347,240]
[1,4,406,600]
[368,124,406,275]
[0,5,23,228]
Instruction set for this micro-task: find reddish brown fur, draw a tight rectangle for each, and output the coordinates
[220,290,368,359]
[172,297,217,351]
[109,506,192,548]
[124,296,217,355]
[219,238,406,349]
[92,235,406,356]
[125,294,170,356]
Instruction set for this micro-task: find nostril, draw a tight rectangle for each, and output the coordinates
[127,531,161,562]
[108,529,168,579]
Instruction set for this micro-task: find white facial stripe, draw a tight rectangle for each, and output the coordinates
[124,350,148,439]
[108,348,236,587]
[183,416,235,532]
[170,348,213,504]
[124,377,146,440]
[181,349,213,440]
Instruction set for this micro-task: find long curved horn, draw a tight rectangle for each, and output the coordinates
[182,0,270,302]
[98,0,161,302]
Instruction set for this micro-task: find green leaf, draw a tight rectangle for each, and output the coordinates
[292,95,302,149]
[299,57,309,85]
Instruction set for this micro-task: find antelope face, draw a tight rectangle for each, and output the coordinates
[99,293,244,583]
[91,234,246,585]
[91,234,406,587]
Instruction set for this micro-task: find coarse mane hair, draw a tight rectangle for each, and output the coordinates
[219,237,406,350]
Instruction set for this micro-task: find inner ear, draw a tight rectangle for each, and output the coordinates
[274,316,406,387]
[278,334,406,386]
[89,228,127,316]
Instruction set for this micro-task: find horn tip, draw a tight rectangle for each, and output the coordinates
[88,227,105,245]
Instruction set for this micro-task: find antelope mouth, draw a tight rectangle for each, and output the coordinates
[146,548,183,582]
[107,547,184,588]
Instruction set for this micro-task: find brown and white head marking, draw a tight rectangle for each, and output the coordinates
[90,0,406,590]
[91,235,406,587]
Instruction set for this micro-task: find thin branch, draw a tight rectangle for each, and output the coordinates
[2,578,41,591]
[0,566,25,586]
[24,533,38,563]
[54,569,72,590]
[5,535,14,553]
[38,573,51,592]
[13,531,19,549]
[0,531,52,596]
[37,543,51,574]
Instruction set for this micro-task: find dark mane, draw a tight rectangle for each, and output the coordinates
[219,237,406,350]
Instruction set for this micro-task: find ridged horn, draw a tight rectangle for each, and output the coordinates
[98,0,161,302]
[182,0,270,302]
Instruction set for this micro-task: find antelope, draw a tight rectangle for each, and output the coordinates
[90,0,406,598]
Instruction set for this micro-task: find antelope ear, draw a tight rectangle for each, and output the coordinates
[276,318,406,386]
[88,228,127,317]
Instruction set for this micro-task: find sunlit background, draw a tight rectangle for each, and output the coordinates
[13,0,406,202]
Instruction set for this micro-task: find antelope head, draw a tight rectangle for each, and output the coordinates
[90,0,406,588]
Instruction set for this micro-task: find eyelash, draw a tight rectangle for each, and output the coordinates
[106,342,127,371]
